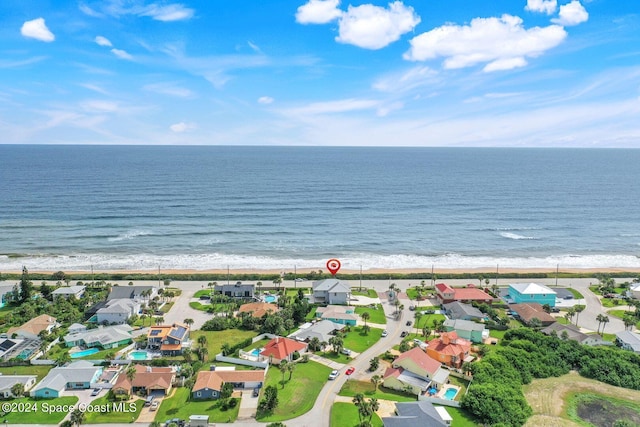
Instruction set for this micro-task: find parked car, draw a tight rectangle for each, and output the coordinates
[252,388,260,397]
[345,367,355,375]
[144,395,155,406]
[199,295,211,300]
[328,370,339,380]
[381,330,388,337]
[165,419,184,427]
[551,307,560,313]
[563,295,574,300]
[91,388,101,397]
[409,305,415,311]
[150,401,159,411]
[341,348,352,355]
[406,320,412,326]
[400,331,408,338]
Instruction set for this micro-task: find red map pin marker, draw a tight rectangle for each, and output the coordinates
[326,259,341,276]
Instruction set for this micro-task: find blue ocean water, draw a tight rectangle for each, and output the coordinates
[1,145,639,271]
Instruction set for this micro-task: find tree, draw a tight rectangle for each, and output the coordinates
[308,337,321,352]
[623,313,636,330]
[361,311,370,329]
[197,334,208,348]
[56,352,71,366]
[183,348,193,363]
[259,385,279,413]
[414,312,423,335]
[369,357,380,372]
[287,361,296,380]
[422,325,431,338]
[19,266,33,303]
[528,318,542,329]
[600,315,610,336]
[273,277,282,292]
[279,360,288,388]
[70,408,85,427]
[11,382,25,398]
[596,314,606,335]
[370,375,382,391]
[126,365,137,383]
[328,336,344,355]
[220,382,234,400]
[573,305,585,326]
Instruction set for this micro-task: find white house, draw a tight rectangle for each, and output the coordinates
[628,283,640,300]
[95,299,140,325]
[52,285,85,299]
[312,279,351,305]
[0,375,37,398]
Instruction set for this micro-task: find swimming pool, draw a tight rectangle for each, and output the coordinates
[264,295,276,303]
[251,349,261,357]
[129,351,149,360]
[70,348,100,358]
[443,387,458,400]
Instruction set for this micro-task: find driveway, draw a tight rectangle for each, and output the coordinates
[162,281,212,329]
[237,389,259,420]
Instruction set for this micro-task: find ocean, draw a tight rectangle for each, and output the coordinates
[1,145,639,272]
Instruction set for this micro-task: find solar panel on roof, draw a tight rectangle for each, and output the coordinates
[0,340,17,351]
[150,330,161,336]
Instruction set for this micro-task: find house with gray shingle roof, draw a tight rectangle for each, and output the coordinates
[95,298,140,325]
[312,279,351,305]
[442,319,488,343]
[290,320,345,343]
[0,375,37,398]
[31,361,102,398]
[382,401,451,427]
[64,324,133,349]
[52,285,85,299]
[443,301,485,321]
[616,331,640,353]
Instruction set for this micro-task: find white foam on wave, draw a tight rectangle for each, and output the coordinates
[500,232,537,240]
[108,230,153,242]
[1,252,639,272]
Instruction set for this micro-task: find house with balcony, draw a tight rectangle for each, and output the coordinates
[147,324,190,356]
[214,282,255,299]
[442,319,488,343]
[425,332,472,368]
[508,283,557,307]
[312,279,350,305]
[315,305,358,326]
[52,285,86,299]
[383,347,450,396]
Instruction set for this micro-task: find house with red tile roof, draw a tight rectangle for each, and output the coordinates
[260,337,307,365]
[238,302,280,318]
[509,303,555,326]
[426,331,472,368]
[435,283,493,305]
[383,347,450,396]
[192,368,266,400]
[112,364,175,397]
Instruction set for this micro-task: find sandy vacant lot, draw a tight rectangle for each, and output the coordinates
[523,371,640,427]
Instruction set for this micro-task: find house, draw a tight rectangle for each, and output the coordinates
[0,338,41,361]
[52,285,85,299]
[315,305,358,326]
[107,285,157,301]
[6,314,58,340]
[541,322,606,346]
[443,301,485,322]
[435,284,493,305]
[68,323,87,335]
[615,331,640,353]
[0,285,14,306]
[31,361,102,398]
[147,324,190,356]
[192,368,266,400]
[508,283,557,307]
[238,302,279,318]
[112,365,175,396]
[383,347,450,395]
[442,319,488,343]
[94,298,140,325]
[509,303,555,326]
[312,279,351,305]
[64,324,133,349]
[260,337,307,364]
[0,375,37,398]
[629,283,640,300]
[214,282,255,299]
[290,320,345,343]
[382,401,452,427]
[426,332,472,368]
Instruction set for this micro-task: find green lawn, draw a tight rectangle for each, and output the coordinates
[318,350,352,364]
[305,306,317,321]
[439,406,479,427]
[160,302,174,313]
[194,289,213,298]
[257,360,332,422]
[343,326,382,353]
[566,288,584,299]
[0,365,53,381]
[355,304,387,324]
[83,395,145,424]
[189,301,209,311]
[1,396,78,424]
[191,329,257,361]
[488,328,508,339]
[339,380,416,402]
[242,338,271,352]
[351,288,378,298]
[602,298,627,308]
[330,402,383,427]
[154,387,240,423]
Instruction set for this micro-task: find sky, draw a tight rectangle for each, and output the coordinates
[1,0,639,147]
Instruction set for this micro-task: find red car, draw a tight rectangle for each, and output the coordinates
[345,367,355,375]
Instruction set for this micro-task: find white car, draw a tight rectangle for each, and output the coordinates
[150,401,159,411]
[381,330,388,337]
[341,348,352,355]
[328,370,339,380]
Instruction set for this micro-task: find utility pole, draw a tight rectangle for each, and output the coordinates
[555,263,559,287]
[158,265,161,288]
[359,265,362,292]
[294,265,297,289]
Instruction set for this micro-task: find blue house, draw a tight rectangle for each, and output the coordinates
[508,283,557,307]
[31,361,102,398]
[315,305,358,326]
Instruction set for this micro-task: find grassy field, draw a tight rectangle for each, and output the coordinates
[567,288,584,299]
[257,360,332,422]
[355,305,387,325]
[242,338,270,352]
[339,380,416,402]
[441,406,479,427]
[351,288,379,298]
[330,402,383,427]
[154,387,240,423]
[1,396,78,424]
[343,326,383,353]
[83,396,145,424]
[190,329,257,360]
[522,371,640,427]
[0,364,53,381]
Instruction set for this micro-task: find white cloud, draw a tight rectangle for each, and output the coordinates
[141,4,194,22]
[94,36,112,47]
[21,18,55,42]
[284,98,380,116]
[296,0,342,24]
[111,48,133,60]
[404,14,566,72]
[525,0,557,15]
[81,100,119,113]
[170,122,195,132]
[373,66,439,93]
[143,83,194,98]
[336,1,421,50]
[258,96,274,104]
[552,1,588,26]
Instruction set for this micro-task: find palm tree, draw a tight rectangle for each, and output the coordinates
[183,318,194,337]
[573,305,585,326]
[126,365,137,383]
[414,312,423,335]
[308,337,321,352]
[279,360,288,388]
[199,347,209,362]
[256,281,263,296]
[370,375,382,391]
[273,277,282,293]
[197,335,208,348]
[361,311,370,328]
[623,313,636,330]
[596,314,606,334]
[422,325,431,338]
[287,361,296,380]
[369,397,380,421]
[183,348,193,363]
[70,408,85,427]
[11,382,25,397]
[600,315,610,336]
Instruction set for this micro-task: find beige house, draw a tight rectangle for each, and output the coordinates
[383,347,450,396]
[6,314,58,340]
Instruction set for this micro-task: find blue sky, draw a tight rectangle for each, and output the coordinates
[1,0,639,147]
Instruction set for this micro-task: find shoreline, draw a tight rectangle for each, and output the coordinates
[5,267,640,275]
